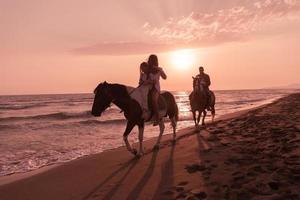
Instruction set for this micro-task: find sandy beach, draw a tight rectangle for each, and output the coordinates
[0,93,299,200]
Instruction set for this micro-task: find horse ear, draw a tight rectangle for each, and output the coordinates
[93,86,98,94]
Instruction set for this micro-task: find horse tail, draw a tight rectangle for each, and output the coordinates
[161,91,179,121]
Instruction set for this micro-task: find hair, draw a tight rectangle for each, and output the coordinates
[199,66,204,71]
[140,62,149,74]
[147,54,159,73]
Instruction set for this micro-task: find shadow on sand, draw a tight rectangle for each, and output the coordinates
[82,157,139,200]
[125,148,160,200]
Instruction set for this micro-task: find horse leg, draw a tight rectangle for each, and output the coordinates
[197,111,201,126]
[137,122,145,156]
[211,106,215,122]
[202,110,207,126]
[171,116,177,143]
[123,121,137,155]
[153,120,165,150]
[192,111,197,127]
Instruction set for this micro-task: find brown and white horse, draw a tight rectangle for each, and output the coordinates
[92,81,178,156]
[189,77,215,127]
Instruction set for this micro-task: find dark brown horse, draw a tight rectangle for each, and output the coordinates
[92,82,178,156]
[189,77,215,127]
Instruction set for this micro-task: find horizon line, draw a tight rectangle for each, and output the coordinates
[1,88,299,96]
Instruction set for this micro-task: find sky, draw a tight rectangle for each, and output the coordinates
[1,0,300,95]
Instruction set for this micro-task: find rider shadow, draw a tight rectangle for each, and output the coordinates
[101,159,139,200]
[194,128,228,196]
[196,131,212,152]
[151,143,176,200]
[82,157,139,200]
[125,148,160,200]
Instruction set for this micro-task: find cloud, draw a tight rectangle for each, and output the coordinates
[73,0,300,55]
[143,0,300,46]
[72,41,187,56]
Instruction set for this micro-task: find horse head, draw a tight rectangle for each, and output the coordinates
[192,77,200,94]
[192,76,205,94]
[91,81,113,116]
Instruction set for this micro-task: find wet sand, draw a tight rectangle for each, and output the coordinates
[0,93,299,200]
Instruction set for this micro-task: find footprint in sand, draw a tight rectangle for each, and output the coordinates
[162,190,174,196]
[207,134,219,141]
[185,163,206,173]
[175,186,185,192]
[268,181,280,190]
[175,192,187,199]
[284,155,300,182]
[177,181,189,186]
[248,182,274,196]
[188,189,207,200]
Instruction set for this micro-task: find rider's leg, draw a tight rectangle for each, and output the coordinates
[152,89,160,126]
[205,87,211,111]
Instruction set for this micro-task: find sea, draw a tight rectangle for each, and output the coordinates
[0,89,297,176]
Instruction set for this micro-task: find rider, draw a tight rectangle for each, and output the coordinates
[196,66,211,110]
[139,62,153,86]
[147,55,167,126]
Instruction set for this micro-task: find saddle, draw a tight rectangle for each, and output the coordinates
[128,85,167,121]
[146,89,167,121]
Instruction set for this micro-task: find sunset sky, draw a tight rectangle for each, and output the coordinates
[1,0,300,95]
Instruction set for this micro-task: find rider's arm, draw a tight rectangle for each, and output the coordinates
[139,73,155,85]
[158,67,167,80]
[139,73,145,85]
[152,66,167,80]
[143,79,155,84]
[206,75,211,87]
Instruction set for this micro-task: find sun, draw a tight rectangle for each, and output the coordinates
[170,49,196,70]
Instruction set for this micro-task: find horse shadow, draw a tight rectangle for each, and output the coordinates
[82,157,139,200]
[151,143,176,199]
[126,142,176,200]
[125,148,160,200]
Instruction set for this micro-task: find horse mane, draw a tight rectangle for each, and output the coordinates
[192,77,200,93]
[94,81,131,99]
[110,83,131,99]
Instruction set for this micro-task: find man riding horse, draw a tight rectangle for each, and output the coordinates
[195,66,211,110]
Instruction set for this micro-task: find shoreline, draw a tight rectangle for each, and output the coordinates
[0,96,285,186]
[1,93,299,200]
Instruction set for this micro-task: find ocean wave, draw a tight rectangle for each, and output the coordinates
[79,119,126,125]
[0,124,20,130]
[217,98,266,105]
[79,115,203,125]
[0,111,93,122]
[0,103,47,110]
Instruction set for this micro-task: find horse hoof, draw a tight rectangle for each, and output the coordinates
[153,144,160,151]
[172,140,176,145]
[140,151,145,156]
[135,153,142,158]
[131,149,138,155]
